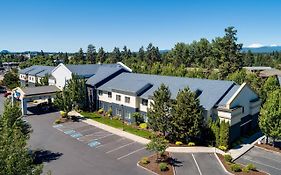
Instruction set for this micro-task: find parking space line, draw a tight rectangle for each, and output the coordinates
[87,134,114,143]
[106,141,136,154]
[64,130,76,135]
[96,138,126,148]
[117,147,145,160]
[192,154,203,175]
[243,157,281,171]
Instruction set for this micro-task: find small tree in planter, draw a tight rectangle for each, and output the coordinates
[146,134,169,162]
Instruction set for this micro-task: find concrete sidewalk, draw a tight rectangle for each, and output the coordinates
[228,132,264,160]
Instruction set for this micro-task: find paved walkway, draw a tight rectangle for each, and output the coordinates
[228,132,264,160]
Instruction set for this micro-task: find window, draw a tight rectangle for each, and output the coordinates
[116,108,122,116]
[125,111,131,120]
[125,96,130,103]
[142,99,148,106]
[116,95,121,101]
[98,90,103,96]
[108,92,112,98]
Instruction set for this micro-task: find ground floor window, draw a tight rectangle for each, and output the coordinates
[116,108,122,116]
[125,111,131,120]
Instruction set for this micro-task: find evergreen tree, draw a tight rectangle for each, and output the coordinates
[261,76,280,101]
[109,47,121,63]
[63,52,69,64]
[259,89,281,146]
[171,87,203,141]
[86,44,96,64]
[147,84,172,136]
[219,120,230,148]
[137,46,145,61]
[0,103,42,175]
[97,47,106,63]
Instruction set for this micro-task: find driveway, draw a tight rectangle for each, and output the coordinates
[0,94,5,114]
[26,112,152,175]
[235,146,281,175]
[172,152,228,175]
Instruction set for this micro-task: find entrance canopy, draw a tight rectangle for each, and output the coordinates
[12,85,61,115]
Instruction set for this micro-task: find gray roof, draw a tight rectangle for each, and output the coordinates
[19,65,55,77]
[243,66,272,71]
[217,85,240,106]
[21,85,61,96]
[86,66,127,87]
[98,73,237,110]
[65,64,125,78]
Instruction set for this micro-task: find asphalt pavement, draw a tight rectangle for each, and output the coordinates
[0,94,5,114]
[236,146,281,175]
[26,112,152,175]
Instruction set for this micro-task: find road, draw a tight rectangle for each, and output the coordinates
[0,94,5,114]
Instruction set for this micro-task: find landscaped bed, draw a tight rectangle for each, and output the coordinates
[81,112,153,139]
[138,152,174,175]
[255,143,281,154]
[217,154,266,175]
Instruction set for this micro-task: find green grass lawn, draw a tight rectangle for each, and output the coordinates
[81,112,153,139]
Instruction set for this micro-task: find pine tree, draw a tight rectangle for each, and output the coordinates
[86,44,96,64]
[0,103,42,175]
[109,47,121,63]
[259,89,281,146]
[97,47,106,63]
[137,46,145,61]
[147,84,172,136]
[171,87,203,141]
[63,52,69,64]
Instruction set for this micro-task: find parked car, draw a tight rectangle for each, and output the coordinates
[0,86,6,93]
[4,92,11,97]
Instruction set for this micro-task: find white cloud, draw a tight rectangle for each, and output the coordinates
[247,43,264,48]
[270,44,278,47]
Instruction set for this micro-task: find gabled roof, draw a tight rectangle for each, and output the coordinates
[217,85,240,106]
[19,65,55,77]
[64,63,129,78]
[97,73,236,110]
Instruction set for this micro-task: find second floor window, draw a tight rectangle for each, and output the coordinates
[116,95,121,101]
[125,96,130,103]
[142,99,148,106]
[98,90,103,96]
[108,92,112,98]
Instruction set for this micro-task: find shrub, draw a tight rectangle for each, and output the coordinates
[113,116,120,120]
[219,145,227,151]
[159,162,168,171]
[230,164,241,172]
[139,123,147,129]
[98,108,104,114]
[188,142,195,146]
[107,108,112,117]
[224,154,232,162]
[140,157,150,164]
[60,111,67,118]
[242,167,249,173]
[55,119,61,124]
[175,141,183,146]
[246,163,256,171]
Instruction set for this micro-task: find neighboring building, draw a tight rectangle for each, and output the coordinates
[91,72,261,142]
[243,66,272,73]
[19,65,55,87]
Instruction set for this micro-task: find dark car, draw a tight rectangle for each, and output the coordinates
[0,86,6,93]
[4,92,11,97]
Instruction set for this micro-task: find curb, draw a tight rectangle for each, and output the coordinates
[137,162,159,175]
[255,145,281,156]
[214,153,233,175]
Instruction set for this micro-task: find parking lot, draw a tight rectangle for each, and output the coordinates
[26,112,152,175]
[172,152,228,175]
[53,120,151,162]
[236,146,281,175]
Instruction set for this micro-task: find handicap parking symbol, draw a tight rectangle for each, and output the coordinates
[88,140,101,148]
[71,132,83,138]
[53,124,63,128]
[64,130,76,135]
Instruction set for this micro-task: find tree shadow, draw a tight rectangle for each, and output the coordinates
[168,157,183,168]
[33,149,63,164]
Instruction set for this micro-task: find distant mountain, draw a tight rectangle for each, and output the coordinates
[0,50,10,54]
[242,46,281,53]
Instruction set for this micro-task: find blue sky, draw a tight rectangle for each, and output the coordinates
[1,0,281,52]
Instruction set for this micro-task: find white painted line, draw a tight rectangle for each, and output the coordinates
[77,131,108,140]
[106,141,136,153]
[243,157,281,171]
[96,138,126,148]
[95,133,114,140]
[117,147,145,160]
[192,154,203,175]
